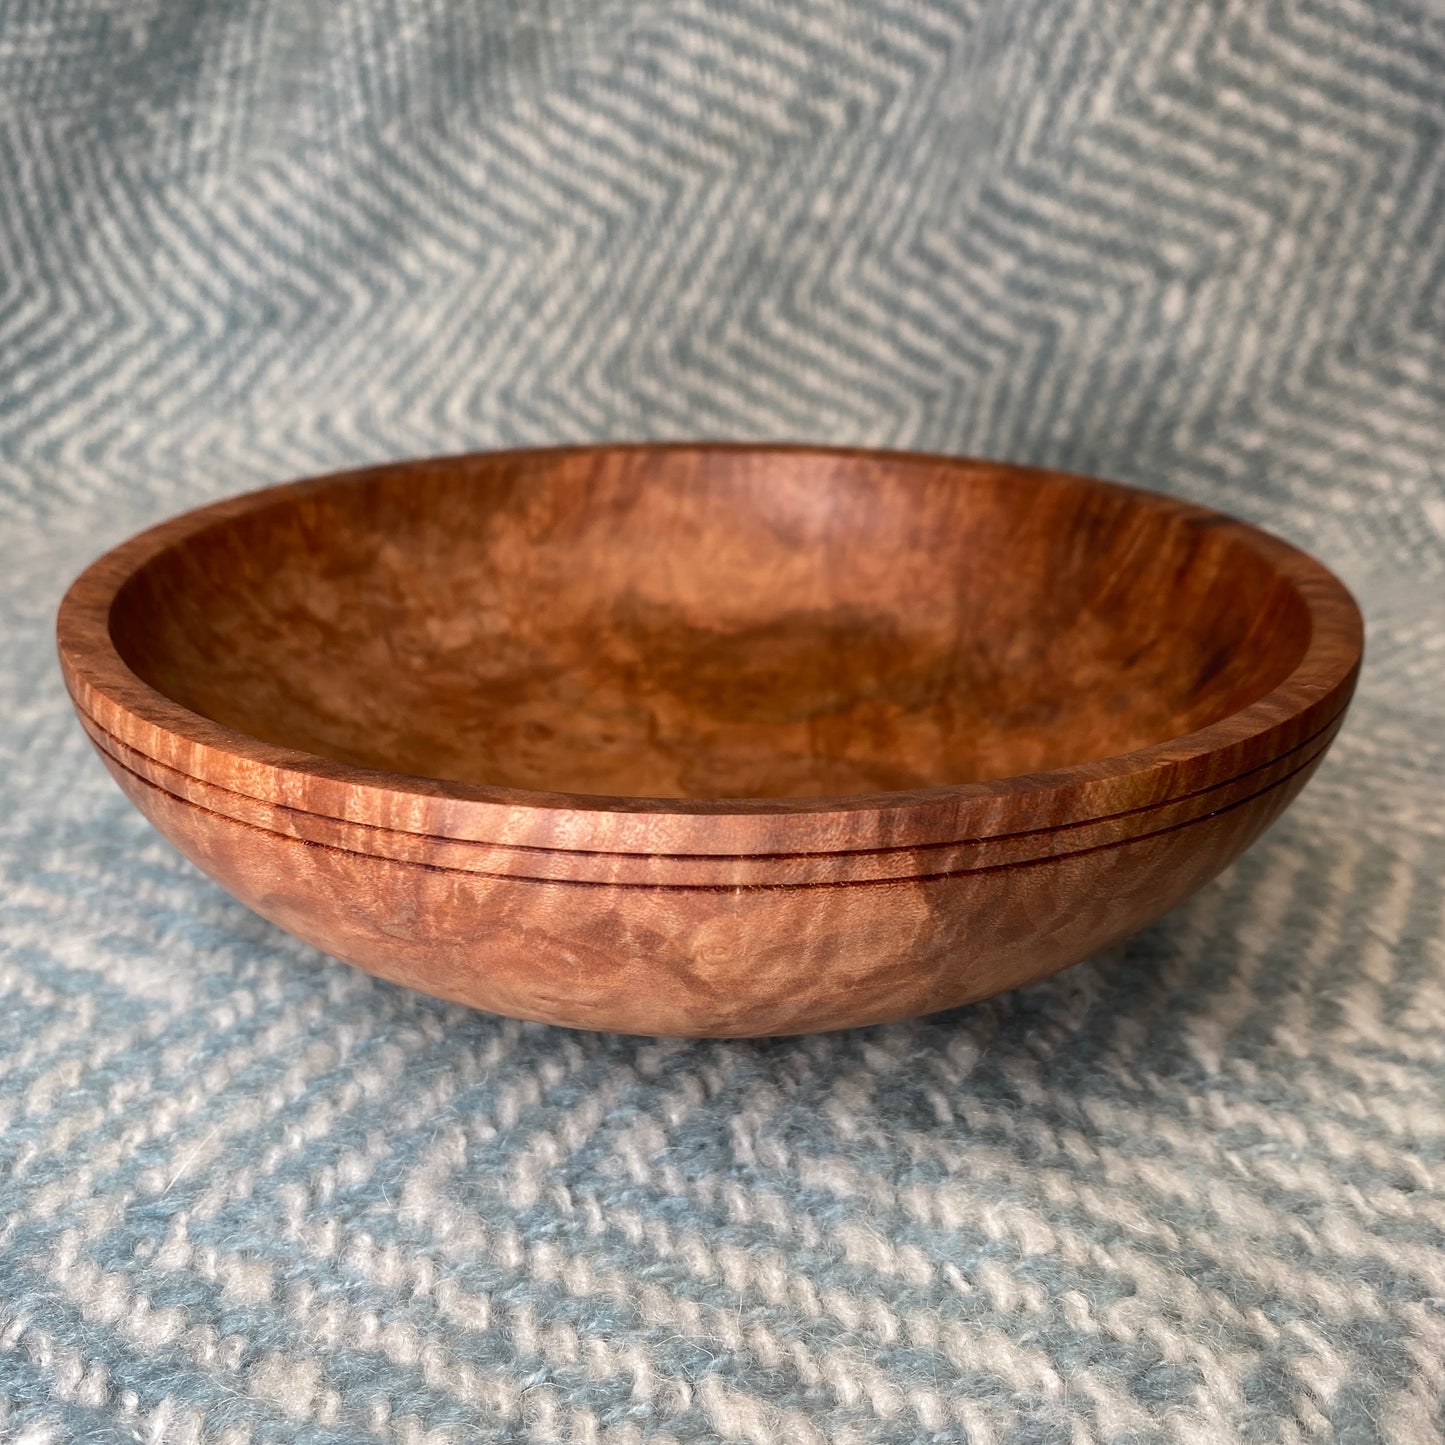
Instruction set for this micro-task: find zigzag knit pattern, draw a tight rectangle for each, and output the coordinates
[2,1,1444,1440]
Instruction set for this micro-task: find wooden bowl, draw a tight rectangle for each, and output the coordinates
[57,445,1362,1037]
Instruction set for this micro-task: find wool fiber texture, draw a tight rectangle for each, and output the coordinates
[2,1,1444,1441]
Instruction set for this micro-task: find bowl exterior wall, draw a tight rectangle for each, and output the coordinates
[93,742,1325,1036]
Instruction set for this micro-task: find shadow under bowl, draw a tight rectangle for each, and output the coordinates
[57,445,1362,1036]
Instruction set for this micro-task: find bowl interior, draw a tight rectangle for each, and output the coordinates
[107,450,1312,799]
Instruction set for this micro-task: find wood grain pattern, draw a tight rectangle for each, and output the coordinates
[56,445,1363,1036]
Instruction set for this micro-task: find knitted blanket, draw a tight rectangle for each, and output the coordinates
[3,3,1443,1440]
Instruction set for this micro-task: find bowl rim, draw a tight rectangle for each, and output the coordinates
[57,442,1363,861]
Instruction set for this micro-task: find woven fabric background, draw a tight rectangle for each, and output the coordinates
[3,2,1444,1441]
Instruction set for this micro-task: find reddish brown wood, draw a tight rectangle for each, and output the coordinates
[56,445,1362,1036]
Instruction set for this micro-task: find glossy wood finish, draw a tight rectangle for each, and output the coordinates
[57,445,1363,1036]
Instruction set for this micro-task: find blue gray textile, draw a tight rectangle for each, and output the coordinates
[3,2,1444,1441]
